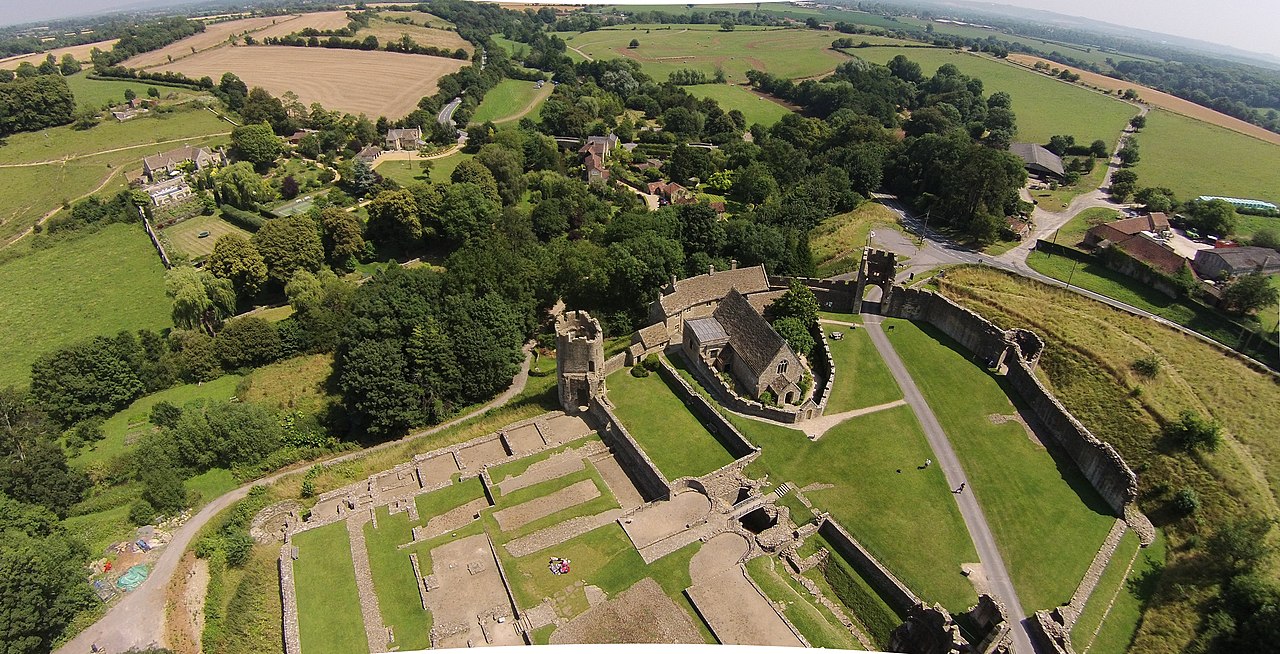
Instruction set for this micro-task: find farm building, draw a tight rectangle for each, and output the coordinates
[1196,196,1278,212]
[1192,246,1280,279]
[683,289,805,405]
[355,145,382,164]
[1009,142,1065,180]
[1083,213,1171,247]
[385,127,423,151]
[141,146,226,183]
[647,181,696,205]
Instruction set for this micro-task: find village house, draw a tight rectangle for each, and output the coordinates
[141,146,226,183]
[355,145,382,164]
[1083,213,1171,248]
[287,128,317,145]
[384,127,423,151]
[1193,246,1280,279]
[647,181,696,206]
[579,134,620,183]
[683,289,806,405]
[1009,142,1065,181]
[141,176,194,207]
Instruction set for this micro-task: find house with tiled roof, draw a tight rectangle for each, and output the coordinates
[385,127,423,151]
[647,263,771,340]
[683,289,804,405]
[579,133,619,183]
[1083,213,1171,248]
[141,145,226,183]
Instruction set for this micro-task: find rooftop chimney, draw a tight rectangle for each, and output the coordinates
[729,259,738,270]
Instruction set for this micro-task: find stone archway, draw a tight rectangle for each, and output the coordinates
[853,248,897,314]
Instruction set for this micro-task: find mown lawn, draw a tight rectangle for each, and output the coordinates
[738,405,979,612]
[685,83,793,127]
[374,151,473,187]
[853,48,1137,149]
[470,78,547,125]
[160,214,252,260]
[364,508,431,651]
[0,223,172,387]
[746,555,863,650]
[293,521,369,654]
[821,324,902,413]
[607,367,735,480]
[1135,108,1280,209]
[1051,206,1122,248]
[884,318,1116,612]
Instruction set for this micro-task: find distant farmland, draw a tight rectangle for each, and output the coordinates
[157,46,465,117]
[0,38,119,67]
[124,15,287,69]
[1134,108,1280,208]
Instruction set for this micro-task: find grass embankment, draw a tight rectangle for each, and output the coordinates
[470,78,548,125]
[884,318,1117,612]
[0,223,171,386]
[821,324,902,413]
[607,367,735,479]
[853,48,1137,149]
[293,521,369,654]
[1025,250,1277,367]
[1135,109,1280,213]
[1071,531,1167,654]
[934,267,1279,653]
[685,83,794,127]
[745,555,864,649]
[799,532,901,647]
[810,202,903,278]
[1051,207,1121,248]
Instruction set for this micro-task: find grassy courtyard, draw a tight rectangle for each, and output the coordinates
[374,151,473,187]
[684,83,794,127]
[607,367,736,479]
[161,213,253,260]
[746,555,864,649]
[293,521,369,654]
[736,405,979,612]
[852,48,1137,149]
[821,324,902,413]
[0,223,171,386]
[884,318,1116,612]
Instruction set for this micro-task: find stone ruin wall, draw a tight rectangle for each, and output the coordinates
[816,516,921,615]
[655,357,759,459]
[278,546,302,654]
[602,352,626,376]
[883,287,1139,516]
[770,275,858,313]
[587,400,671,503]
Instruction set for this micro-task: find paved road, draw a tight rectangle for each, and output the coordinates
[56,345,534,654]
[862,317,1039,654]
[437,96,462,127]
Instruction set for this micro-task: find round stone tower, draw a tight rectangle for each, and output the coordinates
[556,310,606,412]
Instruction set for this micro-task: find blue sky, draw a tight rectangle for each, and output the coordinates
[1,0,1277,59]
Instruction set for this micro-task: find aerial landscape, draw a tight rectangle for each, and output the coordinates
[1,1,1278,653]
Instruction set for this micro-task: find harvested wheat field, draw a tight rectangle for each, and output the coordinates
[1007,54,1280,147]
[380,10,455,29]
[0,39,119,67]
[361,18,472,52]
[157,46,464,116]
[125,16,293,69]
[254,11,354,40]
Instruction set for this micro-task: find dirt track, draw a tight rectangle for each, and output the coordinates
[1006,54,1280,147]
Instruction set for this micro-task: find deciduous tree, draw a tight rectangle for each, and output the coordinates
[252,214,325,285]
[207,233,267,299]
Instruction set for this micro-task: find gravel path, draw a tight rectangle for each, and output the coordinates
[863,317,1038,654]
[56,345,534,654]
[493,479,600,532]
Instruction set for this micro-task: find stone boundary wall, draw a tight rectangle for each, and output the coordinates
[1030,609,1075,654]
[810,322,836,412]
[883,287,1139,515]
[139,207,172,269]
[278,546,302,654]
[588,401,671,502]
[603,352,626,376]
[817,515,921,614]
[770,275,857,313]
[486,536,531,645]
[656,357,758,459]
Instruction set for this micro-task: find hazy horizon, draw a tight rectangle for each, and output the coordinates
[0,0,1276,62]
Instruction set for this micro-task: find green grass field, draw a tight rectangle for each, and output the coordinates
[884,318,1116,612]
[737,404,979,612]
[607,366,736,480]
[821,324,902,413]
[375,151,473,187]
[470,79,548,125]
[64,72,210,110]
[73,374,243,468]
[684,83,793,126]
[293,522,369,654]
[161,214,252,260]
[363,509,431,651]
[1077,531,1166,654]
[0,106,230,165]
[1133,108,1280,209]
[746,555,863,649]
[566,25,855,82]
[0,157,129,243]
[0,223,171,386]
[852,48,1137,149]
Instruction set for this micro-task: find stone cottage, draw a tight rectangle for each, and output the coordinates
[683,289,805,405]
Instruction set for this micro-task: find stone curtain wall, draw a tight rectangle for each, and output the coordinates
[656,357,758,459]
[603,352,626,376]
[810,322,836,413]
[883,286,1139,515]
[278,546,302,654]
[588,401,671,502]
[139,206,172,269]
[770,275,858,313]
[817,516,921,614]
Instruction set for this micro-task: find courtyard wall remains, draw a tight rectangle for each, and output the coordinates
[655,358,758,459]
[815,515,920,614]
[588,401,671,502]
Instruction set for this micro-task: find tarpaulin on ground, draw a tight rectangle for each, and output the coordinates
[116,564,149,591]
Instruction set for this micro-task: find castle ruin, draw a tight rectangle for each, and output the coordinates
[556,310,607,412]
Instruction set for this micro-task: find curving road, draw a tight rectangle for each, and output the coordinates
[56,345,534,654]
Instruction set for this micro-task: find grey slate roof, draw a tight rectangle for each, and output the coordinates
[1009,142,1065,178]
[1196,246,1280,271]
[712,289,791,379]
[686,317,729,345]
[658,265,770,316]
